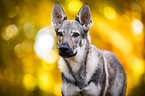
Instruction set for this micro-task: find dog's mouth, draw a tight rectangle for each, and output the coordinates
[59,49,77,58]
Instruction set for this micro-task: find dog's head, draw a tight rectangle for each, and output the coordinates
[51,3,93,58]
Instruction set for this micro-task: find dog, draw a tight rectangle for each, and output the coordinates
[51,3,127,96]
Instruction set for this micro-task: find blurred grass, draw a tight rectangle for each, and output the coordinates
[0,0,145,96]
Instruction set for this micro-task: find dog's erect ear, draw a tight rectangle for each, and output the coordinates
[75,4,93,32]
[51,3,67,31]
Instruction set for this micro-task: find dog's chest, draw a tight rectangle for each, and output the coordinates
[62,81,101,96]
[58,46,99,82]
[59,57,101,96]
[59,45,101,95]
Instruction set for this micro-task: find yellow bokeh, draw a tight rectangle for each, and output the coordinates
[54,84,62,96]
[22,40,33,53]
[14,44,25,57]
[2,24,19,40]
[0,0,144,96]
[37,68,53,92]
[42,50,58,64]
[42,61,56,70]
[103,6,116,19]
[132,58,144,75]
[110,31,133,55]
[24,22,35,38]
[67,0,83,14]
[23,74,37,90]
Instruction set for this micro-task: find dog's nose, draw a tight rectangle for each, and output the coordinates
[59,42,69,52]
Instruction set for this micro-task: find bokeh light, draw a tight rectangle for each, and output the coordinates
[23,74,37,90]
[14,44,25,57]
[132,58,144,75]
[24,22,35,38]
[38,74,50,91]
[2,24,19,40]
[8,7,20,18]
[66,0,83,14]
[42,61,56,70]
[42,50,58,64]
[0,0,144,96]
[132,19,143,34]
[37,68,53,92]
[53,84,62,96]
[34,28,55,62]
[22,40,33,53]
[103,6,116,19]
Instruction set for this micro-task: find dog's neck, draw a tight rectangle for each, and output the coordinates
[65,39,90,73]
[62,39,90,89]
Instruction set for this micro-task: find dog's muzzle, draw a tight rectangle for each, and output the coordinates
[59,42,77,58]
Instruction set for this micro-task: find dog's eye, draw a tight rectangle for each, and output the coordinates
[72,33,80,37]
[57,32,63,37]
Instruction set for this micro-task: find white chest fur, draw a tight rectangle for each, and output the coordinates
[61,82,101,96]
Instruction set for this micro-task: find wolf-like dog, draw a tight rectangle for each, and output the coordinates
[51,3,127,96]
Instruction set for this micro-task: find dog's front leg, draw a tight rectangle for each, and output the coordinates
[61,82,81,96]
[84,82,102,96]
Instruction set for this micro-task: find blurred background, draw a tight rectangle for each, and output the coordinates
[0,0,144,96]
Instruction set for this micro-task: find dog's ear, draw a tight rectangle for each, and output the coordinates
[75,4,93,32]
[51,3,67,31]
